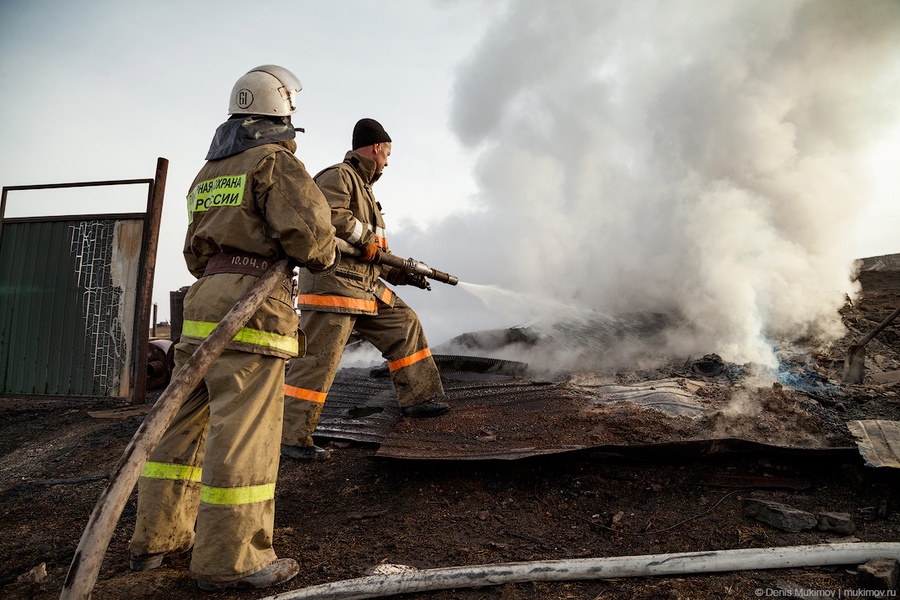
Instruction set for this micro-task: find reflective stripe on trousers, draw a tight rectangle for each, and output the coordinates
[130,347,284,581]
[284,384,327,404]
[282,295,444,448]
[141,462,276,505]
[388,347,433,372]
[141,461,202,482]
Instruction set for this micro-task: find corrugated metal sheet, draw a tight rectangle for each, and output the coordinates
[0,218,142,397]
[311,353,857,462]
[375,379,593,460]
[848,420,900,469]
[313,356,530,444]
[313,369,400,444]
[314,367,590,458]
[373,376,856,461]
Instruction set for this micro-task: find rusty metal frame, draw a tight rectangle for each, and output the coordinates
[0,157,167,404]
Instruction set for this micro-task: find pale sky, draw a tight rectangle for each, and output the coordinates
[0,0,488,326]
[2,0,899,364]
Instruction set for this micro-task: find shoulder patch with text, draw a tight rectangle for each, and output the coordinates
[187,174,247,223]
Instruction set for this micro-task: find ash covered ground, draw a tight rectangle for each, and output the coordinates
[1,270,899,600]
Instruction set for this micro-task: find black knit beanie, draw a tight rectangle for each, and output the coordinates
[352,118,391,149]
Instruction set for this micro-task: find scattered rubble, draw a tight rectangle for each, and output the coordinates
[743,497,856,535]
[743,497,820,533]
[0,269,899,599]
[817,512,856,536]
[15,563,46,585]
[858,558,900,592]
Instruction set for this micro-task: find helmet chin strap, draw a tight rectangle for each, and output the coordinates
[294,127,305,134]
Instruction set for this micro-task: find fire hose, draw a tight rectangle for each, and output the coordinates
[60,259,293,600]
[335,238,459,286]
[262,542,900,600]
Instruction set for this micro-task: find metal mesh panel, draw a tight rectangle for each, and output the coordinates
[0,218,141,397]
[69,221,129,394]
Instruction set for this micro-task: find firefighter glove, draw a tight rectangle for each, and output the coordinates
[386,267,431,291]
[358,241,381,263]
[408,272,431,291]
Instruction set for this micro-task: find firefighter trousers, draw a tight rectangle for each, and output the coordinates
[130,344,286,582]
[282,295,444,448]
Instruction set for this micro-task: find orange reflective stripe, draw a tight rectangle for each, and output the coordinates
[375,236,388,249]
[379,287,394,304]
[284,384,326,404]
[388,347,432,372]
[297,294,377,312]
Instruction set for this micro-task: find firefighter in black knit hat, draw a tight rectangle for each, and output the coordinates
[281,118,449,461]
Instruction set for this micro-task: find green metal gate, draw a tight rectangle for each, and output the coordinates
[0,159,166,400]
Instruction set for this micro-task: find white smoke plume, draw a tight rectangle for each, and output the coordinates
[401,0,900,372]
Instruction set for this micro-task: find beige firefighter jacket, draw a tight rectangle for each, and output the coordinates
[181,139,337,358]
[296,150,398,316]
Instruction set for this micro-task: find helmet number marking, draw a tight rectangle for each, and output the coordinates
[236,88,254,110]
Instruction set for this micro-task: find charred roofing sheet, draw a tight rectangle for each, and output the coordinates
[314,362,855,461]
[848,419,900,469]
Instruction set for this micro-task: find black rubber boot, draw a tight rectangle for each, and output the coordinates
[281,444,332,461]
[129,534,194,571]
[129,553,165,571]
[401,398,449,418]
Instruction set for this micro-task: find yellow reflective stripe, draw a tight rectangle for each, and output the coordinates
[140,461,202,482]
[182,320,298,354]
[388,347,432,372]
[186,174,246,224]
[200,482,275,506]
[284,384,327,404]
[297,294,377,312]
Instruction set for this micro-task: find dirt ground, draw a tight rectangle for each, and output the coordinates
[2,269,900,600]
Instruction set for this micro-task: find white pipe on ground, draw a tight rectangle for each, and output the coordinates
[262,543,900,600]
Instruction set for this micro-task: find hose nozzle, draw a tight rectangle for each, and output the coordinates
[407,259,459,286]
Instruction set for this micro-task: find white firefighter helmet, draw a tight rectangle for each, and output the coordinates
[228,64,303,116]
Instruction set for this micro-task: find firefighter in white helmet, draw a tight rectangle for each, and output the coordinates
[128,65,337,591]
[281,118,448,462]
